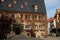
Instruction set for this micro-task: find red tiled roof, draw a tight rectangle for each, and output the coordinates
[48,17,55,22]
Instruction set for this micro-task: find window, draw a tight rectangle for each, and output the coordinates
[39,15,41,20]
[32,15,34,20]
[8,4,12,8]
[25,15,28,19]
[42,14,45,20]
[25,15,30,19]
[1,0,4,2]
[13,0,16,4]
[25,25,29,28]
[20,5,23,8]
[34,4,38,12]
[39,15,43,20]
[20,14,23,19]
[28,15,30,19]
[14,14,20,19]
[34,25,38,30]
[25,25,31,30]
[32,15,37,20]
[39,25,44,30]
[25,2,28,5]
[35,15,37,20]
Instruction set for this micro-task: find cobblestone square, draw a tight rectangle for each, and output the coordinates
[4,35,60,40]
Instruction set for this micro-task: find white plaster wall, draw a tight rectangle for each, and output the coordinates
[54,19,56,28]
[47,22,50,35]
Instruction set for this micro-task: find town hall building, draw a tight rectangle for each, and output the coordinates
[0,0,47,38]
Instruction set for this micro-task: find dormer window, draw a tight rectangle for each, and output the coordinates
[34,4,38,12]
[13,0,16,4]
[8,4,12,8]
[20,5,24,8]
[25,2,28,5]
[1,0,4,2]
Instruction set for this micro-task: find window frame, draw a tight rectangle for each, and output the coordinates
[39,25,45,30]
[25,25,31,30]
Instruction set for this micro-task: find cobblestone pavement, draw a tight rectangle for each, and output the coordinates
[42,36,60,40]
[6,35,43,40]
[4,35,60,40]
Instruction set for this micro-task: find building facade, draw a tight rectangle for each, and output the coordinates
[55,9,60,28]
[0,0,47,38]
[54,9,60,36]
[48,17,56,36]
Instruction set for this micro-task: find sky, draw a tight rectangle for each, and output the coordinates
[44,0,60,18]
